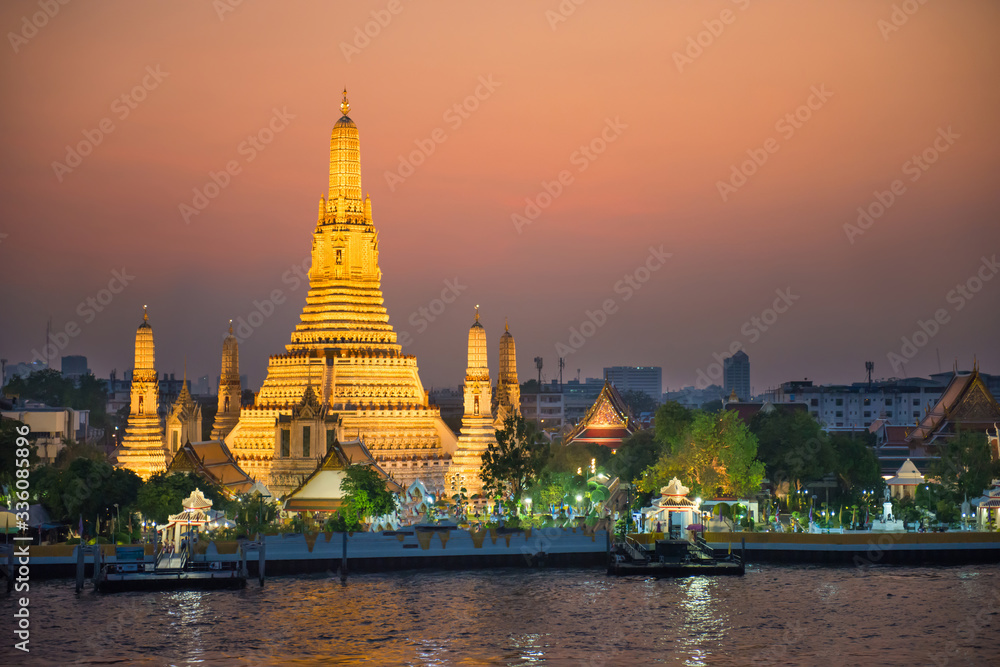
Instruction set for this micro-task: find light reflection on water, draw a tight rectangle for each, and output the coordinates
[6,564,1000,665]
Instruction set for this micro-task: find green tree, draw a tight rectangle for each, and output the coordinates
[482,413,550,511]
[929,430,1000,502]
[134,472,230,524]
[3,369,74,407]
[620,390,657,416]
[30,458,141,534]
[607,429,663,485]
[653,401,694,452]
[53,439,106,469]
[231,491,279,537]
[0,418,39,497]
[829,432,882,495]
[340,464,398,530]
[640,410,764,498]
[750,409,834,490]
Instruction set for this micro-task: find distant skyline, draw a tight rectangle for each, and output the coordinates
[1,1,998,395]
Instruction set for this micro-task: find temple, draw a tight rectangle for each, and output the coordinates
[210,322,241,441]
[115,307,168,480]
[493,319,520,427]
[905,363,1000,462]
[447,307,496,497]
[563,380,637,449]
[224,91,457,496]
[165,366,201,455]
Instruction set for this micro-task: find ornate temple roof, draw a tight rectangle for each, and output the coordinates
[167,439,267,499]
[563,380,637,447]
[283,437,402,512]
[906,366,1000,445]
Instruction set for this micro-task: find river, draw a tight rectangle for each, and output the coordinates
[4,564,999,665]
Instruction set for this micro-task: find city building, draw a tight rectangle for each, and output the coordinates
[723,350,750,402]
[662,384,725,410]
[224,92,457,495]
[114,307,167,480]
[520,378,605,434]
[3,360,47,386]
[0,406,90,463]
[761,374,982,429]
[60,355,89,381]
[448,308,496,497]
[603,366,662,400]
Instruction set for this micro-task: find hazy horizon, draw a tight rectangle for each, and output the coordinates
[2,1,998,395]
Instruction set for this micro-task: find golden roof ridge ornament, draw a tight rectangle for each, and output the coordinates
[341,88,350,117]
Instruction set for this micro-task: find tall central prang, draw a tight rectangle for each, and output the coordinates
[227,91,457,495]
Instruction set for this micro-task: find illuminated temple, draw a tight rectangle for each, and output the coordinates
[225,92,457,496]
[447,308,497,498]
[115,307,168,480]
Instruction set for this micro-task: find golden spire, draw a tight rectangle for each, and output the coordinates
[229,319,233,335]
[505,317,509,333]
[475,304,480,322]
[143,304,148,322]
[341,88,350,117]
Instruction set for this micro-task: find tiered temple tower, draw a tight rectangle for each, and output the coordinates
[494,319,520,427]
[448,307,496,498]
[165,366,201,453]
[226,91,457,495]
[210,322,242,441]
[116,307,167,480]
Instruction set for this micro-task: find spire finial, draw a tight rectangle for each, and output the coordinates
[505,317,509,332]
[341,88,350,117]
[143,304,148,322]
[228,319,233,335]
[475,304,480,322]
[183,356,187,382]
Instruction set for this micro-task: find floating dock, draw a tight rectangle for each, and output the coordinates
[608,535,744,577]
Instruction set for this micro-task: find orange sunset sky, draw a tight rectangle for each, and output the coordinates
[1,0,998,394]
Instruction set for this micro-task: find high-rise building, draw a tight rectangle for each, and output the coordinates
[116,307,167,480]
[60,355,89,380]
[603,366,662,400]
[211,322,241,441]
[225,92,456,495]
[723,351,751,401]
[494,319,520,426]
[448,308,496,497]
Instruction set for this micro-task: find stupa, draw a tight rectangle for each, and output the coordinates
[226,91,457,495]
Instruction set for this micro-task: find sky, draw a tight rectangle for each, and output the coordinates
[1,0,998,395]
